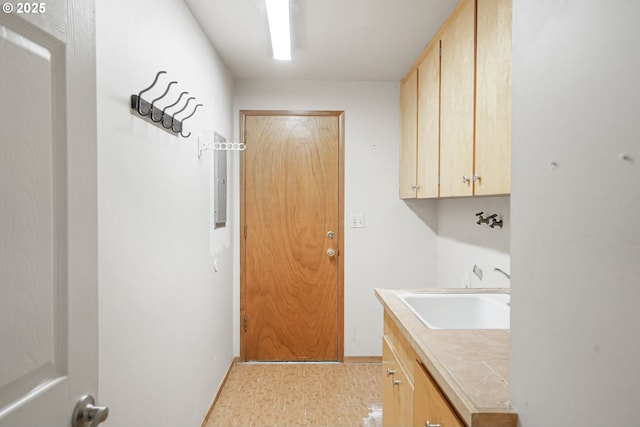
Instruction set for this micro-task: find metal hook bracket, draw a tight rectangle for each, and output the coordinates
[130,71,202,138]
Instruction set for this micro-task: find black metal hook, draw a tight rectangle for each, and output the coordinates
[160,91,189,129]
[150,81,178,122]
[170,97,195,132]
[136,70,166,116]
[178,104,202,138]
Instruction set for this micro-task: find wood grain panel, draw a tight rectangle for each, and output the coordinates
[414,360,465,427]
[439,0,476,197]
[417,39,441,199]
[244,114,340,361]
[382,338,414,427]
[383,311,419,385]
[474,0,512,196]
[399,69,418,199]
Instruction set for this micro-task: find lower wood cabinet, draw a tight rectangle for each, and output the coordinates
[382,312,465,427]
[413,360,464,427]
[382,337,414,427]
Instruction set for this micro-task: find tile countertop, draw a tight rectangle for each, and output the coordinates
[375,288,516,427]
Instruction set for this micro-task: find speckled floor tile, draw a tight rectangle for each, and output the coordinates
[204,362,382,427]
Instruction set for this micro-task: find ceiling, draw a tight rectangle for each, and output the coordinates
[183,0,458,81]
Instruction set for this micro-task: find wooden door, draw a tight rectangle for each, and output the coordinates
[0,1,100,425]
[417,39,441,199]
[399,69,418,199]
[439,0,476,197]
[241,111,344,361]
[475,0,512,196]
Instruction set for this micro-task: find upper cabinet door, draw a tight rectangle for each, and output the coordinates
[416,40,441,199]
[475,0,512,196]
[439,0,476,198]
[399,68,418,199]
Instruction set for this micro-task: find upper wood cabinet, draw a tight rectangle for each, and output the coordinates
[398,0,512,199]
[416,40,441,199]
[399,69,418,199]
[399,39,441,200]
[439,0,476,197]
[475,0,512,195]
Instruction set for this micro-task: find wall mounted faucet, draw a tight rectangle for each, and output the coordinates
[494,267,511,279]
[476,212,503,229]
[475,212,492,225]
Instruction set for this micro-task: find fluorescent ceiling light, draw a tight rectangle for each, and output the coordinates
[265,0,291,60]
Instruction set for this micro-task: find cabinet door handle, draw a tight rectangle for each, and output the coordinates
[392,378,401,387]
[386,368,396,377]
[462,175,470,184]
[425,421,441,427]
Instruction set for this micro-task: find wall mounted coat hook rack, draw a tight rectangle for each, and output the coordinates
[130,71,202,138]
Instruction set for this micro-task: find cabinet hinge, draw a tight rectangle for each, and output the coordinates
[439,46,442,57]
[437,176,441,185]
[244,133,247,144]
[243,315,248,332]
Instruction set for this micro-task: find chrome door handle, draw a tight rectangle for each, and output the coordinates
[462,175,470,184]
[425,421,441,427]
[327,248,336,257]
[73,395,109,427]
[386,368,396,377]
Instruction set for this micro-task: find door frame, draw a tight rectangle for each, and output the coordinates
[239,110,345,361]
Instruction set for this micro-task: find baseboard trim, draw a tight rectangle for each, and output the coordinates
[201,356,241,427]
[343,356,382,363]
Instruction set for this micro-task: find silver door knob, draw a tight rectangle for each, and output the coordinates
[392,378,402,387]
[73,395,109,427]
[386,368,396,377]
[327,248,336,257]
[327,230,335,239]
[462,175,470,184]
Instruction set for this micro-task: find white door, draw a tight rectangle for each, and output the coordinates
[0,0,101,426]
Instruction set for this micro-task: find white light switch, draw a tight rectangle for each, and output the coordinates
[350,213,365,228]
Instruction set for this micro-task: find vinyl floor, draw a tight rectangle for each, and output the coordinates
[203,362,382,427]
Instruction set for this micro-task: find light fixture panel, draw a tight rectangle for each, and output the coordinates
[265,0,291,60]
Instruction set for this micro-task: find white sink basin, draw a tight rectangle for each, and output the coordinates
[399,292,510,329]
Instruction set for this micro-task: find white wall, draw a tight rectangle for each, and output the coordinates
[510,1,640,425]
[233,80,438,356]
[437,196,510,288]
[96,1,235,425]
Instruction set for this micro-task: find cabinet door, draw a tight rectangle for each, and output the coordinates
[399,68,418,199]
[413,360,465,427]
[382,338,414,427]
[475,0,512,196]
[439,0,475,197]
[416,40,441,198]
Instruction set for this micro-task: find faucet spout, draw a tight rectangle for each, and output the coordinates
[494,267,511,279]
